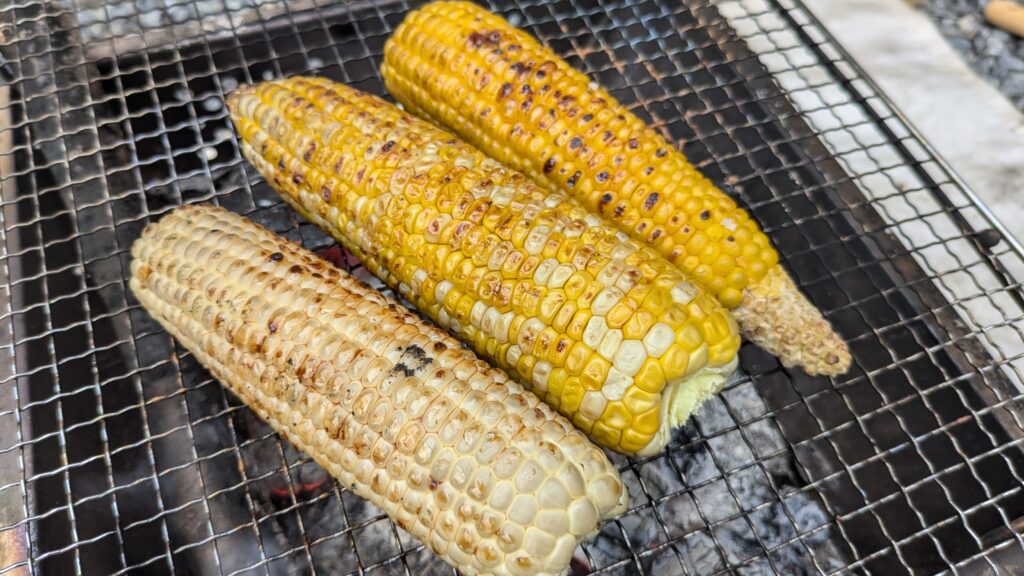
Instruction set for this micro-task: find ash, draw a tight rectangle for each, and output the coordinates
[579,377,850,575]
[920,0,1024,110]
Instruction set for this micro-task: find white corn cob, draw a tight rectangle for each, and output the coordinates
[129,204,627,576]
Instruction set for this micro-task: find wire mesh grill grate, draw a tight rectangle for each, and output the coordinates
[2,0,1024,574]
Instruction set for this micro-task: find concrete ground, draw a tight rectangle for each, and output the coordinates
[804,0,1024,243]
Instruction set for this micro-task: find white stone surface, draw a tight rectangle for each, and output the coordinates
[803,0,1024,243]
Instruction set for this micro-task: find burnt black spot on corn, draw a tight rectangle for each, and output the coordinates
[381,0,850,376]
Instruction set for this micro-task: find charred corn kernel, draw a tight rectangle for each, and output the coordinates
[130,205,626,576]
[564,272,590,300]
[383,1,850,376]
[229,77,739,455]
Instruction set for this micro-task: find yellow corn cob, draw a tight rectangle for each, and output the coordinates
[227,77,740,455]
[129,204,627,576]
[381,0,851,376]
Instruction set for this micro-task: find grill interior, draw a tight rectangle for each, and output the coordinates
[3,0,1024,574]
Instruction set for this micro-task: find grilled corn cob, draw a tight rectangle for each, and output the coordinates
[129,204,627,576]
[227,77,740,455]
[381,1,851,376]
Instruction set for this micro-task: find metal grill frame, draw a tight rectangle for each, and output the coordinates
[2,0,1024,574]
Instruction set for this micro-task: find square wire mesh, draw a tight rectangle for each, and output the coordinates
[1,0,1024,574]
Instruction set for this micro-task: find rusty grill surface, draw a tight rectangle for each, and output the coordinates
[2,0,1024,574]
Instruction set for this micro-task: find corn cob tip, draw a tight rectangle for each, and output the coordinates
[733,267,851,376]
[228,76,745,456]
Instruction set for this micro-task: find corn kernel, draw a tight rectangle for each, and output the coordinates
[596,328,623,362]
[532,360,552,391]
[623,310,655,340]
[619,430,650,454]
[566,309,591,341]
[538,290,567,324]
[632,406,660,436]
[623,385,659,414]
[535,327,558,360]
[548,264,574,288]
[591,287,623,316]
[708,338,738,367]
[601,402,632,430]
[517,353,538,382]
[641,288,671,315]
[577,282,601,310]
[605,299,635,329]
[548,369,569,398]
[507,315,525,345]
[660,342,691,379]
[601,367,632,401]
[561,377,584,413]
[677,323,703,350]
[552,301,577,333]
[579,391,608,422]
[542,233,564,259]
[612,340,646,377]
[548,335,573,366]
[581,355,611,390]
[563,272,590,300]
[545,392,561,411]
[582,315,608,349]
[633,359,666,393]
[590,421,621,448]
[534,258,559,286]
